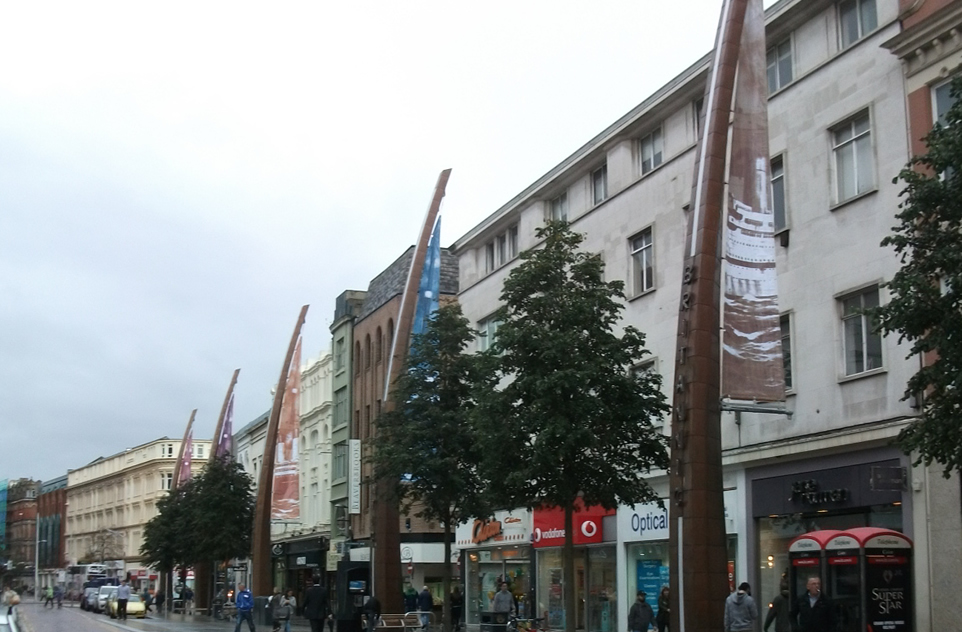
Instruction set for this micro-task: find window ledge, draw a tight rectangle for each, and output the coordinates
[628,287,657,303]
[830,187,878,212]
[639,160,668,180]
[838,366,886,384]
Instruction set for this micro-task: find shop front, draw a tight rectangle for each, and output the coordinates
[617,489,740,625]
[455,509,533,629]
[281,537,328,615]
[748,449,908,625]
[532,503,616,632]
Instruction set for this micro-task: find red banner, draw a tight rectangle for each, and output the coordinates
[271,338,301,520]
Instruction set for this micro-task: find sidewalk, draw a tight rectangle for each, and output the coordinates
[92,611,315,631]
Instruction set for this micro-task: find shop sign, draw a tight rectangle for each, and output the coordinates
[790,479,849,506]
[619,491,738,542]
[349,439,361,514]
[472,519,502,544]
[532,501,613,548]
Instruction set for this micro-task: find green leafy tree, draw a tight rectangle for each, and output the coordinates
[374,303,489,632]
[873,76,962,477]
[141,485,192,575]
[476,221,669,632]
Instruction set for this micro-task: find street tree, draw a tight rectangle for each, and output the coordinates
[873,76,962,477]
[475,221,669,632]
[84,529,125,565]
[374,303,490,632]
[140,485,191,576]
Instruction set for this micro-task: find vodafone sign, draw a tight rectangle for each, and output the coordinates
[532,502,614,548]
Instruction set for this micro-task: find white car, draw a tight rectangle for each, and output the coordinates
[96,586,117,613]
[0,610,21,632]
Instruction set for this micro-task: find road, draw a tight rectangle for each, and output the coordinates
[18,601,311,632]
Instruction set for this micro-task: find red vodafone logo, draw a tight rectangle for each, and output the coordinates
[580,520,598,538]
[532,502,613,548]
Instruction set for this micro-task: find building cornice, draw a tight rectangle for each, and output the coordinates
[883,2,962,75]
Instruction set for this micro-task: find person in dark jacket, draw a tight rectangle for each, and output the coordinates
[303,578,330,632]
[656,587,670,632]
[450,587,464,632]
[418,586,434,629]
[404,587,418,614]
[628,590,655,632]
[723,582,756,632]
[363,595,382,632]
[764,582,791,632]
[790,577,834,632]
[269,587,284,632]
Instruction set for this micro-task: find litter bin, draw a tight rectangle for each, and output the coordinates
[480,611,509,632]
[255,596,272,626]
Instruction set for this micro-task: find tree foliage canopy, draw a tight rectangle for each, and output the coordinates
[873,76,962,477]
[374,303,489,526]
[476,221,670,511]
[141,457,255,570]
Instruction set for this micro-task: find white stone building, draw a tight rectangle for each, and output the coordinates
[450,1,960,630]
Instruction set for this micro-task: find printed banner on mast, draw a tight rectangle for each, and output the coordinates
[178,430,193,486]
[0,480,7,560]
[411,216,441,336]
[271,337,302,520]
[722,0,785,402]
[215,393,235,459]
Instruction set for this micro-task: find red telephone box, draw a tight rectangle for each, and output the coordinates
[787,530,841,600]
[826,528,913,632]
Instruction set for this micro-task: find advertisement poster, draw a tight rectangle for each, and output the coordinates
[636,560,668,611]
[271,338,301,520]
[0,480,6,560]
[865,556,910,632]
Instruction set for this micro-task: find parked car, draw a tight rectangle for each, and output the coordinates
[0,610,21,632]
[81,587,99,611]
[96,586,116,614]
[107,594,146,619]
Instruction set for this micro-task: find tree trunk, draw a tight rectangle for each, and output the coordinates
[443,513,452,632]
[563,505,575,632]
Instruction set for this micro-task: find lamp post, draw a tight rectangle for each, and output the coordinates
[34,518,47,599]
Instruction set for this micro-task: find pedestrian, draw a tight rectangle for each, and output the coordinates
[54,585,64,609]
[304,577,330,632]
[656,587,670,632]
[116,580,131,620]
[280,589,297,632]
[450,587,463,632]
[492,582,514,617]
[234,583,256,632]
[43,585,54,608]
[764,580,791,632]
[143,588,153,613]
[723,582,756,632]
[184,586,194,615]
[628,590,655,632]
[363,595,381,632]
[418,586,434,629]
[3,584,20,615]
[404,587,418,613]
[790,577,834,632]
[270,587,284,632]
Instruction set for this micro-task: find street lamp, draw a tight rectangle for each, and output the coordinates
[34,519,47,598]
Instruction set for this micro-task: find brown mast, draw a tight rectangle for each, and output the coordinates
[372,169,451,610]
[668,1,752,631]
[252,305,309,596]
[210,369,241,462]
[171,409,197,491]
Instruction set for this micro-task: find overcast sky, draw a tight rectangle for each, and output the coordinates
[0,1,777,482]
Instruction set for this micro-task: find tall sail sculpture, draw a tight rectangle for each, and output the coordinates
[171,409,196,490]
[374,169,451,611]
[211,369,240,461]
[252,305,309,596]
[272,338,302,521]
[411,216,442,336]
[668,1,776,631]
[178,428,194,487]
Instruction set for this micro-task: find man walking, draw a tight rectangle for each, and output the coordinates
[628,590,655,632]
[790,577,834,632]
[492,583,514,616]
[117,580,131,621]
[723,582,756,632]
[363,595,382,632]
[235,583,256,632]
[418,586,434,630]
[303,577,329,632]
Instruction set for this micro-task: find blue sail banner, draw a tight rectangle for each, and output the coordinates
[0,480,7,562]
[411,216,441,336]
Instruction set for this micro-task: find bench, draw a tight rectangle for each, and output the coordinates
[367,612,424,632]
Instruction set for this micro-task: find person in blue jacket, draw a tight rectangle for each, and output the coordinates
[235,584,256,632]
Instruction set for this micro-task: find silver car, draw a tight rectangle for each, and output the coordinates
[96,586,117,613]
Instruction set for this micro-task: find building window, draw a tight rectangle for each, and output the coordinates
[355,342,361,375]
[334,337,346,372]
[484,225,519,274]
[376,327,383,363]
[839,0,877,49]
[840,286,882,376]
[161,473,172,491]
[771,155,787,232]
[767,38,793,94]
[934,79,957,126]
[333,443,348,480]
[162,443,174,458]
[780,313,793,391]
[630,228,654,296]
[365,334,372,369]
[549,192,568,222]
[478,317,501,352]
[639,129,663,175]
[592,164,608,205]
[694,98,705,138]
[334,387,348,428]
[196,444,204,459]
[832,111,874,203]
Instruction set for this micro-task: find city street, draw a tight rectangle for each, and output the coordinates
[18,601,314,632]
